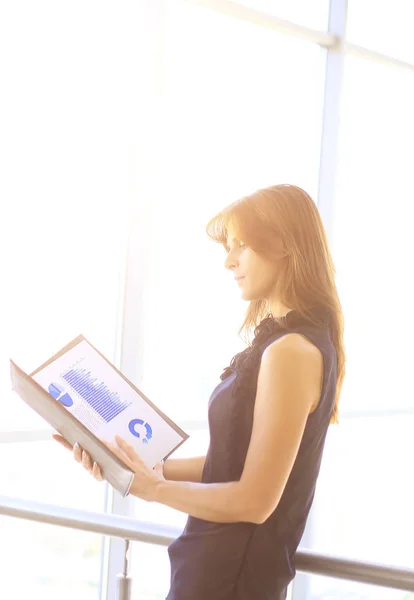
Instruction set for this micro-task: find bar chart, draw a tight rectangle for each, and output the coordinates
[62,366,131,423]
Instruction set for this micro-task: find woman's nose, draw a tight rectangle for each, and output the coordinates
[224,250,238,271]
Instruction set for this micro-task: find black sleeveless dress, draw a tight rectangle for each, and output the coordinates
[166,308,337,600]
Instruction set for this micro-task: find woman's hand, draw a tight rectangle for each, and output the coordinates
[52,433,165,499]
[102,435,165,501]
[52,433,104,481]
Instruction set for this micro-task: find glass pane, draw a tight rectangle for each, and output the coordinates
[347,0,414,63]
[130,542,171,600]
[0,440,106,509]
[227,0,329,30]
[331,55,414,414]
[303,55,414,596]
[291,413,414,598]
[314,415,414,567]
[0,440,105,599]
[0,517,101,600]
[1,0,131,431]
[139,0,326,425]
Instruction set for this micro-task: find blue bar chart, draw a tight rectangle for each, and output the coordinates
[62,366,131,423]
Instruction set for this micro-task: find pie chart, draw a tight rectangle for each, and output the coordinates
[48,382,74,407]
[128,419,153,444]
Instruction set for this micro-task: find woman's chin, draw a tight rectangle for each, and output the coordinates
[240,286,266,302]
[240,289,256,301]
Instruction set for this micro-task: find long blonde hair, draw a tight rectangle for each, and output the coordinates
[206,184,345,425]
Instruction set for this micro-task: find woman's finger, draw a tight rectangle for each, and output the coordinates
[92,461,104,481]
[52,433,73,451]
[73,442,82,463]
[81,449,93,473]
[54,434,104,482]
[107,443,128,464]
[115,435,142,463]
[106,441,134,469]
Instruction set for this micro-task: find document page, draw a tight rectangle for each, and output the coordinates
[31,339,185,469]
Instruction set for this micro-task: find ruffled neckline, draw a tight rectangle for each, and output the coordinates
[251,306,330,347]
[220,305,330,383]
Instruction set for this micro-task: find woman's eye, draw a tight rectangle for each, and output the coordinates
[224,240,245,252]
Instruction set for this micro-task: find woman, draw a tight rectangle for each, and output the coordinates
[54,183,346,599]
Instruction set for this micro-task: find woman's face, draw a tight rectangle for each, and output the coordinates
[224,226,286,302]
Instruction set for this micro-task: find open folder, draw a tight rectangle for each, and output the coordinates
[10,335,189,498]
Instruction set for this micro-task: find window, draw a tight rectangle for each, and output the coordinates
[136,0,326,428]
[291,53,414,599]
[3,1,412,598]
[332,55,414,415]
[220,0,330,30]
[294,413,414,599]
[0,518,102,600]
[0,1,145,598]
[347,0,414,63]
[0,441,106,599]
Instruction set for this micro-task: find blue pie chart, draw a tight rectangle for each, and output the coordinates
[128,419,153,444]
[48,382,74,407]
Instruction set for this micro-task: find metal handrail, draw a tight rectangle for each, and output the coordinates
[1,494,413,594]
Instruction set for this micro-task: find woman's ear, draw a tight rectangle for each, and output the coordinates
[273,237,289,259]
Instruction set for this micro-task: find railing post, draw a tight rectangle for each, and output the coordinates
[116,539,132,600]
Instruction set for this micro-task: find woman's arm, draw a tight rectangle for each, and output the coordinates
[163,455,206,483]
[142,334,322,524]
